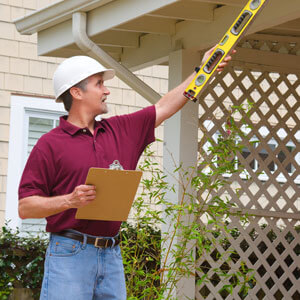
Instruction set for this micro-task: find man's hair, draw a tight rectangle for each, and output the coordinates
[59,77,89,112]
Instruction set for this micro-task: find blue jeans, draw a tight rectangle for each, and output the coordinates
[40,232,126,300]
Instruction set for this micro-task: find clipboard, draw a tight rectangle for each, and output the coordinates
[75,167,142,221]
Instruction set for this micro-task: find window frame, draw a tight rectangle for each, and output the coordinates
[239,136,298,183]
[202,121,299,184]
[5,95,66,230]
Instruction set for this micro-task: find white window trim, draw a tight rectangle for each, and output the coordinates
[5,95,66,229]
[202,121,300,184]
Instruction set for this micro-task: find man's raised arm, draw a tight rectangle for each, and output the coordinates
[155,47,235,127]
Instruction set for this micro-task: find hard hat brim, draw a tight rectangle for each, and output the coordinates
[55,69,115,103]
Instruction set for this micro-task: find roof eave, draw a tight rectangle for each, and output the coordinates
[14,0,113,35]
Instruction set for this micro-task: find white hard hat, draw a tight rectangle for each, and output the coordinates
[53,56,115,102]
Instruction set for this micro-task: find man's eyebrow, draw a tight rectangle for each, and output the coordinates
[96,79,103,84]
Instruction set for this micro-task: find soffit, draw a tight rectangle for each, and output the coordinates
[14,0,300,71]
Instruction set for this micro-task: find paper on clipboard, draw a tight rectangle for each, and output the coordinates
[75,167,142,221]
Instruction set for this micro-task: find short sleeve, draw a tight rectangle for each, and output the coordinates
[18,146,55,200]
[114,105,156,152]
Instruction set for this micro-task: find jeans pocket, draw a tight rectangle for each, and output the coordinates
[49,236,81,257]
[113,245,123,259]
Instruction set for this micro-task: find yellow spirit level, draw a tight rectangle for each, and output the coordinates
[184,0,269,102]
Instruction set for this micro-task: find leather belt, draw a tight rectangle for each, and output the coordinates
[53,230,120,248]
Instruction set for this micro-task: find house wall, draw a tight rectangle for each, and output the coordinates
[0,0,167,228]
[2,1,297,232]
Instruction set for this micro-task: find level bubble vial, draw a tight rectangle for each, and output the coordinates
[220,35,229,46]
[195,75,206,87]
[250,0,261,10]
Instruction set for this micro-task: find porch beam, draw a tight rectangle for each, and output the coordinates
[122,0,300,70]
[175,0,300,50]
[246,33,300,44]
[46,47,121,61]
[233,47,300,74]
[91,31,140,48]
[38,26,139,56]
[271,19,300,33]
[122,34,173,71]
[114,16,176,35]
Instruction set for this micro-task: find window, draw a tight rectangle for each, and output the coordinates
[202,121,299,183]
[240,139,297,182]
[5,95,65,233]
[27,115,60,157]
[20,113,61,234]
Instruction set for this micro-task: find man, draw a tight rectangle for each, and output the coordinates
[18,48,234,299]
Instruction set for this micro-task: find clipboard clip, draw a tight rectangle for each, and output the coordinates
[109,160,124,170]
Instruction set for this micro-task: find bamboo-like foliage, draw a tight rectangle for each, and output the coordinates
[121,103,254,299]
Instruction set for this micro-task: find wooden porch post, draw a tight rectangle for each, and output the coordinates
[162,49,200,299]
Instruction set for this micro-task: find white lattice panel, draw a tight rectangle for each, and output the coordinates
[196,216,300,300]
[196,38,300,299]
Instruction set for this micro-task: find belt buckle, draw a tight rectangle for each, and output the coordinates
[94,238,110,248]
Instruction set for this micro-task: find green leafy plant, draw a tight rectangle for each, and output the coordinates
[122,102,256,299]
[0,224,48,299]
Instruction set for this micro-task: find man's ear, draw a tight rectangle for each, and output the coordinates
[70,86,83,100]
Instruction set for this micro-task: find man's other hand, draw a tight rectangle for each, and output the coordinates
[66,185,96,208]
[201,46,236,73]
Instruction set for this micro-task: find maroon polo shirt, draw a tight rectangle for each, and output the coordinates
[18,105,156,236]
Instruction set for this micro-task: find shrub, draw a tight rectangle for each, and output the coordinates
[0,225,48,299]
[0,223,160,299]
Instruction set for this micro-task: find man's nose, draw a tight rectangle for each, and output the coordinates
[104,86,110,95]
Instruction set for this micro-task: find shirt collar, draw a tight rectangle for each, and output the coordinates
[59,116,105,136]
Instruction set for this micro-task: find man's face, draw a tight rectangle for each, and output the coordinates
[81,73,110,115]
